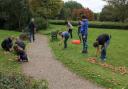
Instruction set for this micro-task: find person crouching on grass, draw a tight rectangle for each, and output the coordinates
[13,44,28,62]
[1,36,14,53]
[93,33,111,62]
[59,31,70,49]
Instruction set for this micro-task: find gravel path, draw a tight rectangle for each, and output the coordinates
[22,34,105,89]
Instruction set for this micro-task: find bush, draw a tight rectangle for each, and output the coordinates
[35,17,48,30]
[49,20,128,30]
[0,72,48,89]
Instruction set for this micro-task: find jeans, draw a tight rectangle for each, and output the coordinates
[101,40,110,61]
[29,32,35,42]
[82,34,88,51]
[64,36,69,48]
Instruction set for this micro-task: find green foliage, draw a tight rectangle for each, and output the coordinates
[102,0,128,22]
[29,0,63,18]
[99,5,119,21]
[64,1,83,9]
[35,17,48,30]
[40,24,128,89]
[58,1,83,19]
[0,0,31,31]
[49,20,128,29]
[0,72,48,89]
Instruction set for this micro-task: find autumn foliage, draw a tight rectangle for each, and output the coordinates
[72,8,94,21]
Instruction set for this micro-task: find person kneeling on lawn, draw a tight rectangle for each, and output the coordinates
[1,37,14,52]
[15,37,26,50]
[13,44,28,62]
[93,33,111,62]
[59,31,70,49]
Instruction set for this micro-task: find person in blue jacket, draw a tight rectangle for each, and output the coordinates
[80,15,89,53]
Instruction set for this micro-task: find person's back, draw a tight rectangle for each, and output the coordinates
[29,22,35,33]
[1,38,13,51]
[15,38,26,50]
[62,31,70,37]
[96,34,110,46]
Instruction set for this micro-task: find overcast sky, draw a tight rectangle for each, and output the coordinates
[63,0,107,13]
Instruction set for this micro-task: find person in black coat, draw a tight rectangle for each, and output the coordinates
[1,37,14,52]
[28,18,36,42]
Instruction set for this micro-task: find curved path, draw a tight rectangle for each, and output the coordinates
[22,34,105,89]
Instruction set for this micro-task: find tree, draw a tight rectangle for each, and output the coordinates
[29,0,63,18]
[99,5,119,21]
[103,0,128,22]
[0,0,30,30]
[58,1,83,19]
[72,8,94,21]
[64,1,83,9]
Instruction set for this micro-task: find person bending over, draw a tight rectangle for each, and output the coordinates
[59,31,70,49]
[1,37,14,52]
[93,33,111,62]
[13,45,28,62]
[15,37,26,50]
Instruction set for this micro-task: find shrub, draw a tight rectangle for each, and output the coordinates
[49,20,128,30]
[35,17,48,30]
[0,72,48,89]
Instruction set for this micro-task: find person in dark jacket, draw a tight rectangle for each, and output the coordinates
[15,38,26,50]
[59,31,70,49]
[80,16,89,53]
[93,33,111,62]
[1,37,14,52]
[28,18,36,42]
[13,44,28,62]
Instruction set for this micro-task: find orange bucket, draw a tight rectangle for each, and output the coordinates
[71,40,81,44]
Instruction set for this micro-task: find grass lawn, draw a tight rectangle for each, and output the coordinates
[41,24,128,89]
[0,30,48,89]
[0,30,21,73]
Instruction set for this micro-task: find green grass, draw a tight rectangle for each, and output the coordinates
[40,24,128,89]
[0,30,48,89]
[0,30,21,73]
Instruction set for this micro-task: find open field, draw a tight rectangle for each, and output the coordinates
[41,24,128,89]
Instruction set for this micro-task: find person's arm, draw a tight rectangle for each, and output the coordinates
[95,47,100,57]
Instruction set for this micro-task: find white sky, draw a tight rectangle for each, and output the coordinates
[63,0,107,13]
